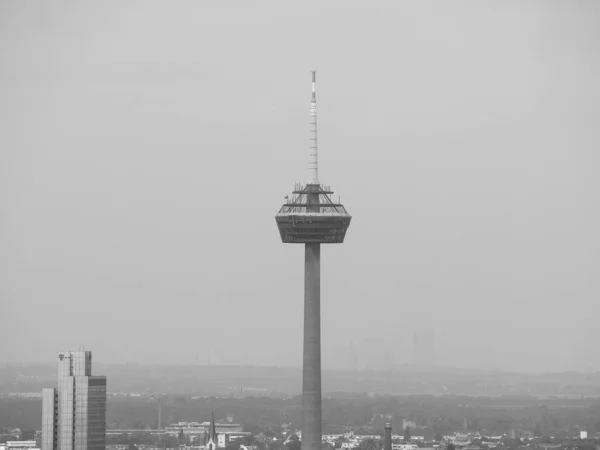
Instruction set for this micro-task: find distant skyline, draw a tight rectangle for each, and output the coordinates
[2,1,599,373]
[5,327,598,374]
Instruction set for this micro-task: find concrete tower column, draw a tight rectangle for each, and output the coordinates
[302,241,321,450]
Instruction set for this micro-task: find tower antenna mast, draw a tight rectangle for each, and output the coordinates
[308,70,319,185]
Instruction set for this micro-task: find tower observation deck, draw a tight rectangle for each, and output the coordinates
[275,70,352,244]
[275,72,351,450]
[275,183,351,243]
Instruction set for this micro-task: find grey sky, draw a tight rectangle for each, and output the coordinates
[1,1,599,372]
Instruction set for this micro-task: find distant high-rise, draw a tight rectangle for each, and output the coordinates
[42,351,107,450]
[412,330,435,367]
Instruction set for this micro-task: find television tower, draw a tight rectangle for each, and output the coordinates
[275,71,352,450]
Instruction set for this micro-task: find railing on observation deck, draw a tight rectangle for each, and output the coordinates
[278,183,348,215]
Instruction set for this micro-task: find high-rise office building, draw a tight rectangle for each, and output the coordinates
[42,351,107,450]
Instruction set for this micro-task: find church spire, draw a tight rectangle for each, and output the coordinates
[210,412,217,440]
[206,411,218,449]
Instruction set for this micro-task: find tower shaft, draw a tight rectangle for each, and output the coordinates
[302,187,322,450]
[302,241,321,450]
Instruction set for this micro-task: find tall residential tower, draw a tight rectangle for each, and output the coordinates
[42,351,107,450]
[275,72,352,450]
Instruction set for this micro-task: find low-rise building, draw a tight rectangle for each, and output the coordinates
[0,441,39,450]
[392,445,418,450]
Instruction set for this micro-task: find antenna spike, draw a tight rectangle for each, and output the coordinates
[308,70,319,185]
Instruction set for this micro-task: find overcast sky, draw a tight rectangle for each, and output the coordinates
[1,1,599,372]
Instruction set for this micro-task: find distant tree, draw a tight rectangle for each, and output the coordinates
[130,431,159,446]
[179,429,185,444]
[533,424,542,437]
[238,435,255,446]
[21,430,36,441]
[286,434,301,450]
[160,435,179,448]
[404,427,411,441]
[357,438,379,450]
[435,433,442,442]
[114,433,130,445]
[270,439,284,450]
[245,425,266,436]
[227,441,241,450]
[127,444,137,450]
[447,443,456,450]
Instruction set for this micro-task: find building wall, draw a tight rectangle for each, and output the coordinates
[217,434,230,448]
[58,353,73,379]
[72,352,91,377]
[52,351,106,450]
[58,376,74,450]
[86,377,106,450]
[41,388,57,450]
[74,377,88,450]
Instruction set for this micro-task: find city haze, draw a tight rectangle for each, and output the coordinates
[1,1,599,372]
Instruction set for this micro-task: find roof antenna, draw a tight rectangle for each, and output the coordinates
[308,70,319,185]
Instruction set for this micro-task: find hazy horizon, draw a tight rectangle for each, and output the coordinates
[2,1,599,373]
[4,360,598,376]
